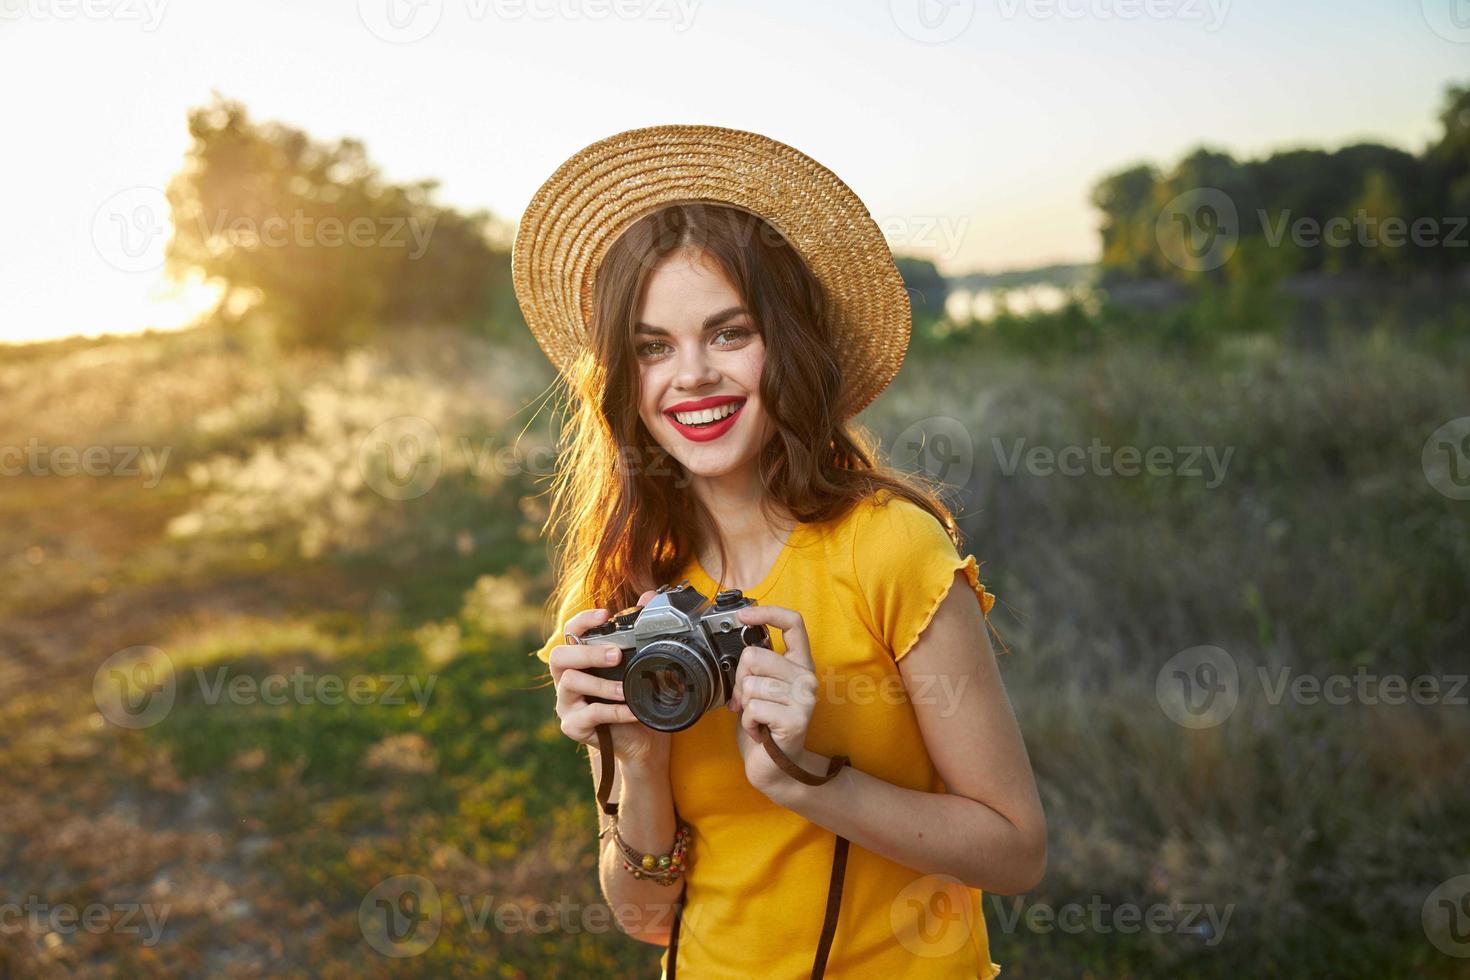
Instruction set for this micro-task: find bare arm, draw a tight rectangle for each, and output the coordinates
[589,745,683,945]
[742,571,1047,895]
[549,596,684,944]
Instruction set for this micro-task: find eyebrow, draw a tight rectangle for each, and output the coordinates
[633,306,750,337]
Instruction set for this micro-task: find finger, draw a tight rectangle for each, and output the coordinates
[561,701,638,743]
[741,655,818,709]
[555,669,626,709]
[736,604,813,670]
[740,675,790,706]
[549,640,624,685]
[564,606,613,640]
[637,589,657,606]
[738,647,804,683]
[732,646,795,711]
[579,700,638,728]
[738,697,789,740]
[552,607,613,684]
[737,649,818,710]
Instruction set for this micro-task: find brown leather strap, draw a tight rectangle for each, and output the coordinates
[570,623,617,818]
[758,724,850,786]
[812,835,850,977]
[666,896,683,980]
[662,723,850,979]
[594,723,848,814]
[666,842,850,980]
[594,723,618,817]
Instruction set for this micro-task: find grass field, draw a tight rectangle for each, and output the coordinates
[1,312,1467,978]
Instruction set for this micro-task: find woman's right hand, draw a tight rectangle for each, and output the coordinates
[550,590,671,769]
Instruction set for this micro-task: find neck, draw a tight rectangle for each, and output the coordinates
[687,465,797,574]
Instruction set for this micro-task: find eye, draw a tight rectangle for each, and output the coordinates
[713,326,755,346]
[636,340,671,359]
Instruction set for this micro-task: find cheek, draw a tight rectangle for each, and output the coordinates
[736,344,766,393]
[736,348,771,435]
[637,364,663,418]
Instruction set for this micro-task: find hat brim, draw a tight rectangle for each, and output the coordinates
[512,124,911,419]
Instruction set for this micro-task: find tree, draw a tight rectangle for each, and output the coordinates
[165,93,512,348]
[1089,79,1465,283]
[1344,169,1409,274]
[1091,164,1159,281]
[1425,84,1470,271]
[894,255,950,340]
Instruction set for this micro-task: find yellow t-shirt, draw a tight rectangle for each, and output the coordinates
[534,489,1001,979]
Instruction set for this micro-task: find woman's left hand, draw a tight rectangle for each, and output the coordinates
[729,604,821,798]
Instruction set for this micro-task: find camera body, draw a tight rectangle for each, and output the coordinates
[582,581,771,732]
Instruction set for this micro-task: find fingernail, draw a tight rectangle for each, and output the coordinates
[605,649,619,664]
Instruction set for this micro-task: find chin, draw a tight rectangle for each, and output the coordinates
[670,444,757,480]
[642,407,768,484]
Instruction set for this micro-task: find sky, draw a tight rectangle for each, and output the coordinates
[0,0,1464,344]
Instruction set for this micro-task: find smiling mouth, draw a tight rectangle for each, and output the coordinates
[665,398,747,428]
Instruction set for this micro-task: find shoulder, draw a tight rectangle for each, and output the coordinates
[840,490,996,658]
[823,489,964,603]
[845,488,958,555]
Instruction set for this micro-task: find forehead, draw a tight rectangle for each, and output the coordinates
[635,250,742,331]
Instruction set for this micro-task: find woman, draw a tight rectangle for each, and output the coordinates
[520,125,1046,978]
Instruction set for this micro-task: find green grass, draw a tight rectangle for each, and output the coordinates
[2,314,1467,977]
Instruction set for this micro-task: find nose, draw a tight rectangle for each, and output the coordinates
[672,338,720,391]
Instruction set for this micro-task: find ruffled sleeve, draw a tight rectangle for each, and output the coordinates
[853,492,996,662]
[531,579,596,665]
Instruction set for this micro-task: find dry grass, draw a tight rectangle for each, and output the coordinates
[1,318,1466,977]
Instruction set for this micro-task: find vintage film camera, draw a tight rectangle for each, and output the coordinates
[582,581,772,732]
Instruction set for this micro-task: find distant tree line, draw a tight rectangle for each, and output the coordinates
[166,93,521,348]
[1092,82,1470,283]
[168,83,1466,350]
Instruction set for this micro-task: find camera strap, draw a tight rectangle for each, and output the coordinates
[593,723,851,979]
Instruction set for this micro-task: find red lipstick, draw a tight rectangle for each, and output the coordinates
[664,395,747,443]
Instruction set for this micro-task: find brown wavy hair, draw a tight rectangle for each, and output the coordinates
[536,201,976,636]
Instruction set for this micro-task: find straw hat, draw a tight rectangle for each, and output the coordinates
[511,124,912,419]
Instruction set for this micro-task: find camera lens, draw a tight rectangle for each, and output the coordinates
[644,663,689,710]
[622,640,716,732]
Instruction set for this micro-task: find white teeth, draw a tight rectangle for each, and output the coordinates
[673,401,740,426]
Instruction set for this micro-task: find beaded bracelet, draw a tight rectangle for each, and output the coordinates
[600,818,691,886]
